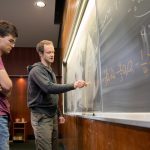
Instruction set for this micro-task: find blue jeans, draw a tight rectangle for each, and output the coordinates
[0,116,9,150]
[31,112,58,150]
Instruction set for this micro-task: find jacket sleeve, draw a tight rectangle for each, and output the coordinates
[30,67,75,94]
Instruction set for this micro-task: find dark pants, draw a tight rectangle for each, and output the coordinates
[31,112,58,150]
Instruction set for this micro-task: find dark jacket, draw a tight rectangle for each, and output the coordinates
[27,62,75,117]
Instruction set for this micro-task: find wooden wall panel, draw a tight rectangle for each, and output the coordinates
[2,47,59,75]
[2,47,60,139]
[61,115,150,150]
[59,115,78,150]
[60,0,80,60]
[8,77,32,138]
[2,47,40,139]
[3,47,39,75]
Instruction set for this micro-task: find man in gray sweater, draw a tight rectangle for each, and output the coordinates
[27,40,87,150]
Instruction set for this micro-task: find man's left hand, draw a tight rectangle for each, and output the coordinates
[59,116,65,124]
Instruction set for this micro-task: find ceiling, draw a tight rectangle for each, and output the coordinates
[0,0,63,47]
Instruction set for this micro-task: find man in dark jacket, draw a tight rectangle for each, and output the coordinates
[27,40,87,150]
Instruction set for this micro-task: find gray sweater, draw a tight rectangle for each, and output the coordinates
[27,62,75,117]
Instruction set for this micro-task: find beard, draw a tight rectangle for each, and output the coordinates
[3,47,11,54]
[0,44,12,55]
[45,58,54,65]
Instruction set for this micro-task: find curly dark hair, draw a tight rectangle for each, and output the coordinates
[0,20,18,38]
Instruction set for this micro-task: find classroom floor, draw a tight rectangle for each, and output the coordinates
[10,140,35,150]
[10,140,65,150]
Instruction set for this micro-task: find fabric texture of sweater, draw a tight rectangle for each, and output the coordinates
[27,62,75,117]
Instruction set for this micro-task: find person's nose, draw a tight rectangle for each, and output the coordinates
[11,43,15,47]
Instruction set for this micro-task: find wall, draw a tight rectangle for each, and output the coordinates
[2,47,60,139]
[3,47,59,75]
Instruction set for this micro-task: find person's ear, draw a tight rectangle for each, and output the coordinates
[39,52,43,57]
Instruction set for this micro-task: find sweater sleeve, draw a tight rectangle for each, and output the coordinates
[30,67,75,94]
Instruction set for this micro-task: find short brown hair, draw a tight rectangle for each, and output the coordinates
[36,40,54,54]
[0,20,18,38]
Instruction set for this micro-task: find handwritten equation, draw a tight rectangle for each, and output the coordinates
[102,59,134,86]
[99,0,120,35]
[128,0,150,18]
[102,48,150,87]
[99,0,150,36]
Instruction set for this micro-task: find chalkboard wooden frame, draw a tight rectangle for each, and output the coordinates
[63,0,89,114]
